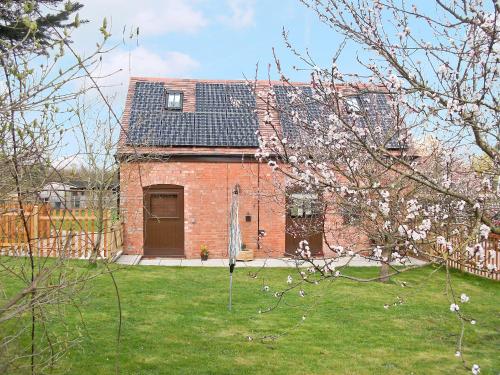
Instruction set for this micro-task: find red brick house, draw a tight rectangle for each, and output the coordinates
[117,77,389,259]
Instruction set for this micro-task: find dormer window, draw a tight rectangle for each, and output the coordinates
[345,97,361,114]
[165,91,183,111]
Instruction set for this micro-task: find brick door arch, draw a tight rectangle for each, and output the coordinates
[143,184,184,257]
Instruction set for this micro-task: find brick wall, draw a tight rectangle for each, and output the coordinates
[118,77,374,259]
[120,160,286,258]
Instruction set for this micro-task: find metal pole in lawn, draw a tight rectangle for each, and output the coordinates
[228,185,241,311]
[229,259,235,311]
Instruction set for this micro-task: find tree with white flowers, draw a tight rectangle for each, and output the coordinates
[254,1,498,373]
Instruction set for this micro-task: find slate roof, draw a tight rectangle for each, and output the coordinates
[273,85,404,149]
[126,81,259,148]
[119,77,405,155]
[273,85,322,140]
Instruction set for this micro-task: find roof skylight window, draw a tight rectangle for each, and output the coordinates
[345,97,361,114]
[165,91,183,111]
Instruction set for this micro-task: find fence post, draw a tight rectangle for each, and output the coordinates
[109,222,116,258]
[104,209,110,258]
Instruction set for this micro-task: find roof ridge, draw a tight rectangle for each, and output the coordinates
[128,76,386,91]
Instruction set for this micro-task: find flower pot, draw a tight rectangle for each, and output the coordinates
[201,254,208,261]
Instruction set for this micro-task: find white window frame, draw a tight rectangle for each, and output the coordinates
[165,91,183,111]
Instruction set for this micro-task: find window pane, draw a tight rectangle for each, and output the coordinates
[346,97,360,113]
[304,201,312,216]
[150,193,178,217]
[167,94,175,108]
[289,193,319,218]
[166,92,182,109]
[173,93,180,107]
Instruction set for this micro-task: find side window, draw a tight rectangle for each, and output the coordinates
[289,193,320,218]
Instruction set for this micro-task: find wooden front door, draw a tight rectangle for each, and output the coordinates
[144,185,184,257]
[285,193,323,256]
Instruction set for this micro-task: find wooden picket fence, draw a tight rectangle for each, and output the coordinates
[437,233,500,281]
[0,202,122,260]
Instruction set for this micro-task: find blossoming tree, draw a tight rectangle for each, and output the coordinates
[253,1,498,373]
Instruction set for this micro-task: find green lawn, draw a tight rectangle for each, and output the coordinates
[1,261,499,374]
[46,208,119,232]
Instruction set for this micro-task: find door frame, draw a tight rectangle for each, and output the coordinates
[143,184,185,257]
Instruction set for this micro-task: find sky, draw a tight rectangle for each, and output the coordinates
[72,0,353,104]
[53,0,358,165]
[58,0,452,165]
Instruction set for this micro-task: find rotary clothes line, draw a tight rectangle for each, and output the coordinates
[228,186,242,311]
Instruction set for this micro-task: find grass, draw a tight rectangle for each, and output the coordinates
[47,208,119,232]
[1,260,499,374]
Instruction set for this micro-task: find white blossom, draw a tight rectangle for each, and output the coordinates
[391,251,401,261]
[379,201,390,216]
[398,224,408,236]
[332,245,344,255]
[487,263,497,272]
[436,236,447,246]
[479,224,490,239]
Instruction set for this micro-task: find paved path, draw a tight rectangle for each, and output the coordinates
[116,254,427,268]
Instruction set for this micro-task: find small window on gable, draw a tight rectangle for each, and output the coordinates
[345,97,361,114]
[165,91,183,111]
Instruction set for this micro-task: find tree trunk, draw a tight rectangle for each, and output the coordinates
[379,241,391,283]
[89,191,104,264]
